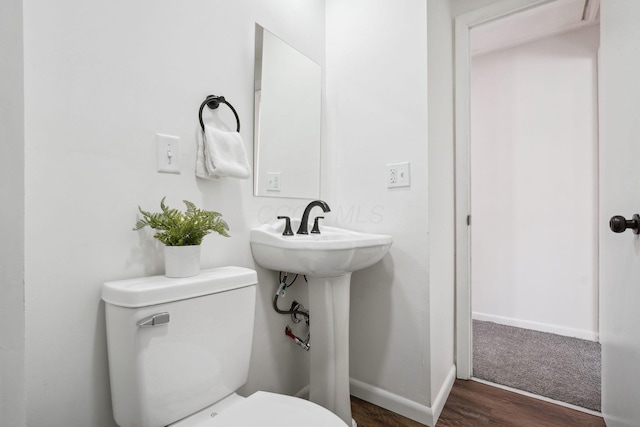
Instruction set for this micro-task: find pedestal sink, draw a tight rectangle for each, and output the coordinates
[250,219,392,426]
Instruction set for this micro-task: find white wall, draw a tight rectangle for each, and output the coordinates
[0,0,26,425]
[10,2,461,426]
[21,1,324,425]
[325,4,427,410]
[470,26,600,340]
[427,0,456,417]
[326,1,455,425]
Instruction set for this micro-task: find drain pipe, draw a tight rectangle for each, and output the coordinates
[285,326,310,351]
[274,273,310,351]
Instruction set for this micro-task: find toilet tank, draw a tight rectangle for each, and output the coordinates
[102,266,257,427]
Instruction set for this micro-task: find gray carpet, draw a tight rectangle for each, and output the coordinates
[473,320,601,412]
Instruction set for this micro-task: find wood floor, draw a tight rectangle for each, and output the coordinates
[350,380,606,427]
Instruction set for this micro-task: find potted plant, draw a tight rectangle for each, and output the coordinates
[134,197,230,278]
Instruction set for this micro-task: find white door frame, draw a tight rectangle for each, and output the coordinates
[454,0,561,380]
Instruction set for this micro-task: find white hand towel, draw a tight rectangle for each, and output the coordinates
[198,124,251,180]
[196,130,216,180]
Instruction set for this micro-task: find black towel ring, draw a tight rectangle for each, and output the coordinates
[198,95,240,132]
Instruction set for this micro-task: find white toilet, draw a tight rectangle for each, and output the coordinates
[102,266,348,427]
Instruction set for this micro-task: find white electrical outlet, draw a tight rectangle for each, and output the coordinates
[156,133,180,174]
[387,162,410,188]
[267,172,281,191]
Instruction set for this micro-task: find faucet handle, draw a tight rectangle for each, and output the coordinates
[277,216,294,236]
[311,216,324,234]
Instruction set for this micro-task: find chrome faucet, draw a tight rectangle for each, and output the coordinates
[297,200,331,234]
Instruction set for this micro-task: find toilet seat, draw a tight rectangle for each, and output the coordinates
[172,391,348,427]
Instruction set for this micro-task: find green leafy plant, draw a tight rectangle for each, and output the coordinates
[134,197,230,246]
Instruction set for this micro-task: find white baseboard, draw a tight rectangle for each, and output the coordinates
[349,365,456,427]
[430,365,457,423]
[472,312,599,342]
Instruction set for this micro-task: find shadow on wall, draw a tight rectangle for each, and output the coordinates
[349,253,395,382]
[239,265,311,397]
[95,299,117,425]
[128,227,164,277]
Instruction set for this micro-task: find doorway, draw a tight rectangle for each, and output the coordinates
[454,0,601,413]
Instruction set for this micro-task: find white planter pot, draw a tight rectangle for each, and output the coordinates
[164,245,201,278]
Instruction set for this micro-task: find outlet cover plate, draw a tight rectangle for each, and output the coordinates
[387,162,410,188]
[267,172,281,191]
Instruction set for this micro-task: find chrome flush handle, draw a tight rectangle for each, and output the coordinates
[137,312,170,327]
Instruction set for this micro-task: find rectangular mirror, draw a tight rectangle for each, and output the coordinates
[254,24,322,199]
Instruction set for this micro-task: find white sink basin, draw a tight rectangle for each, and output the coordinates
[250,217,392,425]
[250,220,392,277]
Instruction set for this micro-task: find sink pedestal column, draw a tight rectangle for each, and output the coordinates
[308,273,353,426]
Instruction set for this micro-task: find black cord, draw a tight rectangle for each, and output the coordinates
[274,271,309,320]
[279,272,302,288]
[272,294,309,320]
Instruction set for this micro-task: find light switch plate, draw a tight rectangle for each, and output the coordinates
[156,133,180,174]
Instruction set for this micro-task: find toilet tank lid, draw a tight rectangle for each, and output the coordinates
[102,266,257,308]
